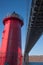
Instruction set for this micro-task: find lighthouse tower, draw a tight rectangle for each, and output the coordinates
[1,12,23,65]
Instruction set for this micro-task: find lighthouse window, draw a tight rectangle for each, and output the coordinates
[5,62,9,65]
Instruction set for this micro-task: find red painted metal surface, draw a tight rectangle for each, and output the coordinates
[0,48,1,64]
[0,13,23,65]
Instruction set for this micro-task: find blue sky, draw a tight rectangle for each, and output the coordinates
[0,0,43,55]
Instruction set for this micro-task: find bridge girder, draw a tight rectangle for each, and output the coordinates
[25,0,43,54]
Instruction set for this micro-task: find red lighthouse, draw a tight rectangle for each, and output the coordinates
[1,12,23,65]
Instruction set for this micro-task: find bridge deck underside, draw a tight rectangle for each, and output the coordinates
[25,0,43,54]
